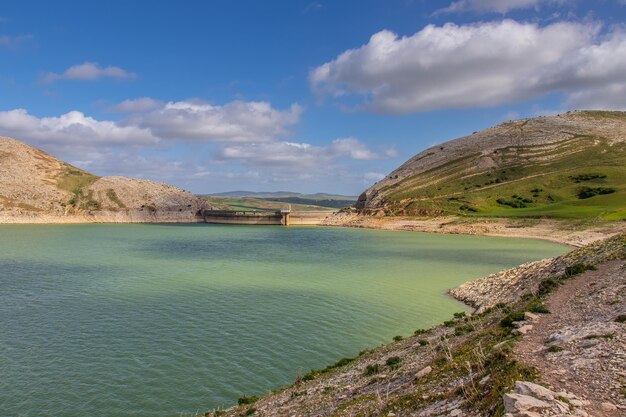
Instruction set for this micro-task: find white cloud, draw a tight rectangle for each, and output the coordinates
[363,172,386,182]
[328,137,380,160]
[435,0,561,14]
[216,137,389,169]
[0,109,157,147]
[566,84,626,110]
[0,34,33,48]
[43,62,136,83]
[108,97,164,113]
[126,100,302,142]
[310,20,626,114]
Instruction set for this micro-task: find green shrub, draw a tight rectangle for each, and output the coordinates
[500,311,525,328]
[496,198,527,208]
[443,320,456,327]
[569,174,606,182]
[577,187,615,199]
[615,314,626,323]
[537,278,559,296]
[547,345,563,353]
[453,312,466,319]
[245,408,257,415]
[386,356,402,370]
[564,263,596,277]
[393,335,403,341]
[364,364,381,376]
[238,396,259,406]
[454,325,473,336]
[418,339,428,346]
[413,329,427,335]
[528,302,550,314]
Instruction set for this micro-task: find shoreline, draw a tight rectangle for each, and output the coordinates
[3,212,624,247]
[321,213,626,247]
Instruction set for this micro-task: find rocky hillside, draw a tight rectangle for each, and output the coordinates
[356,111,626,220]
[203,234,625,416]
[0,136,209,223]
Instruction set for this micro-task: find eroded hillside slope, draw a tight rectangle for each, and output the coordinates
[357,111,626,220]
[0,136,209,223]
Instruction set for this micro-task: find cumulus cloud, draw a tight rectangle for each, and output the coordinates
[125,100,302,142]
[435,0,561,14]
[216,137,389,169]
[310,20,626,114]
[108,97,164,113]
[0,108,157,147]
[43,62,136,83]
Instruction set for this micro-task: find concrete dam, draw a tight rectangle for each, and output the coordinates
[199,209,335,226]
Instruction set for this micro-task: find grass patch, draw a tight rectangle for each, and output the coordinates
[564,263,596,277]
[301,356,356,381]
[237,396,259,406]
[364,364,381,376]
[105,188,126,209]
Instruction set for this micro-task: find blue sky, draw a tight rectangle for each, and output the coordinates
[1,0,625,195]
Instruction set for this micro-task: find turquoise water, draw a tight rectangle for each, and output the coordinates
[0,224,567,416]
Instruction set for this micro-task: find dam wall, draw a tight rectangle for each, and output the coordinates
[200,210,335,226]
[287,211,335,225]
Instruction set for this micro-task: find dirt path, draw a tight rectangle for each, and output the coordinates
[514,260,626,416]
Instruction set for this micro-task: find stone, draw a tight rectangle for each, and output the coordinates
[415,366,432,380]
[600,402,617,411]
[525,312,541,321]
[449,409,463,416]
[512,325,533,335]
[503,393,553,413]
[514,381,556,401]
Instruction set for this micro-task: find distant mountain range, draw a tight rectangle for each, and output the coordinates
[208,191,357,200]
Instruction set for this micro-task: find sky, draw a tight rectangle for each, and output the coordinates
[1,0,625,195]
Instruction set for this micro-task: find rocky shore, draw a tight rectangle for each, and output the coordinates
[322,213,626,247]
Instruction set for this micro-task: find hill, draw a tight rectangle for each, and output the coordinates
[356,111,626,220]
[206,191,357,209]
[0,136,209,223]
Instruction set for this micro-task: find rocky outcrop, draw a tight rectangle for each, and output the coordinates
[503,381,590,417]
[0,136,210,223]
[449,234,626,312]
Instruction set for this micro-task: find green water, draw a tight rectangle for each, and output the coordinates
[0,224,567,416]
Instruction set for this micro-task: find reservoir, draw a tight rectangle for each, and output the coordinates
[0,224,567,416]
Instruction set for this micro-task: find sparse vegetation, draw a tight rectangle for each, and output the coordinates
[385,356,402,370]
[237,396,259,406]
[364,364,381,376]
[564,263,596,277]
[569,173,607,182]
[577,186,616,199]
[547,345,564,353]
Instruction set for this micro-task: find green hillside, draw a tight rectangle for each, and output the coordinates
[359,111,626,220]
